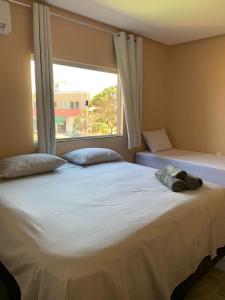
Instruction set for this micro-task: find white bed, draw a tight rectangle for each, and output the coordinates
[0,161,225,300]
[136,149,225,186]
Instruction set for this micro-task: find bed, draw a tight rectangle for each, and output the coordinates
[136,149,225,186]
[1,161,225,300]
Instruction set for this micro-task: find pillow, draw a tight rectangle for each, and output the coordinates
[142,129,172,153]
[0,153,66,179]
[63,148,123,165]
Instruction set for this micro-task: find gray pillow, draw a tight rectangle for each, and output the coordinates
[0,153,66,179]
[63,148,123,166]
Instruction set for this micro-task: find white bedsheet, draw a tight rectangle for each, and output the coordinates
[152,149,225,170]
[0,161,225,300]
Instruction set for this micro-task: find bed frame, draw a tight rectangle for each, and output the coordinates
[1,246,225,300]
[0,263,20,300]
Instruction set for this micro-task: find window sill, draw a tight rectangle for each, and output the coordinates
[56,134,124,143]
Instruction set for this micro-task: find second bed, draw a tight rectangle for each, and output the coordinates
[136,149,225,186]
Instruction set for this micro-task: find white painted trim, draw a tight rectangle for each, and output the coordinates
[56,134,124,143]
[53,58,118,74]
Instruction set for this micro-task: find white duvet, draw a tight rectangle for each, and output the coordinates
[0,161,225,300]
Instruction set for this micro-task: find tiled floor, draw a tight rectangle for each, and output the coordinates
[1,259,225,300]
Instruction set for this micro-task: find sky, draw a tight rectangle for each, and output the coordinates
[31,61,117,97]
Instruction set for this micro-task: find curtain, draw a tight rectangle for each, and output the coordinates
[33,3,56,154]
[113,32,142,149]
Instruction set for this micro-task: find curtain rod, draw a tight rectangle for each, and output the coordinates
[50,13,116,34]
[9,0,117,35]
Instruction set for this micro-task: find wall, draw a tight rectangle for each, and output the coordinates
[142,38,169,132]
[0,2,34,158]
[168,35,225,154]
[0,1,169,161]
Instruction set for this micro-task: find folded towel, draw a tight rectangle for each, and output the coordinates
[184,174,203,190]
[165,165,203,190]
[155,170,186,192]
[165,165,187,180]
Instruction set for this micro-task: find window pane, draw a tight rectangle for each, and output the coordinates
[31,61,121,141]
[53,64,119,139]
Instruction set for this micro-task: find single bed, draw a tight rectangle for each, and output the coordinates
[1,161,225,300]
[136,149,225,186]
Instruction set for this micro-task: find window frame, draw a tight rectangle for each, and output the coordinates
[52,59,123,142]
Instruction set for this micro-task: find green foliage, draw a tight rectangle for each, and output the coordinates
[72,86,118,136]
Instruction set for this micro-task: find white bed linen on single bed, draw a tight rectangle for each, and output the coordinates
[149,149,225,170]
[0,161,225,300]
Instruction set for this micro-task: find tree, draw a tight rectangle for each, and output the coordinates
[73,86,117,136]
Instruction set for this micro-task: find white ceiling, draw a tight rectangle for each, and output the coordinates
[45,0,225,45]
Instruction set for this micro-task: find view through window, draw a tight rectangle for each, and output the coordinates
[31,61,121,141]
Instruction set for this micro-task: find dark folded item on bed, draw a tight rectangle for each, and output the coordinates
[155,170,186,192]
[165,165,203,190]
[165,165,187,180]
[184,174,203,190]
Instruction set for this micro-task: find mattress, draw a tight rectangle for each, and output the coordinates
[136,149,225,186]
[0,161,225,300]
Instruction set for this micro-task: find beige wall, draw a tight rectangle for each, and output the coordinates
[142,38,169,132]
[0,3,34,158]
[167,35,225,154]
[0,1,169,161]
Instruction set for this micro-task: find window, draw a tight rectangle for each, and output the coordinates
[31,60,122,142]
[70,101,80,110]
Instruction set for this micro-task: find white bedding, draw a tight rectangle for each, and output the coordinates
[148,149,225,170]
[0,161,225,300]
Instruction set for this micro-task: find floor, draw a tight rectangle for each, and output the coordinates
[185,259,225,299]
[0,260,225,300]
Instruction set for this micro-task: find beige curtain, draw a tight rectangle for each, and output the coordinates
[33,3,55,154]
[113,32,142,149]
